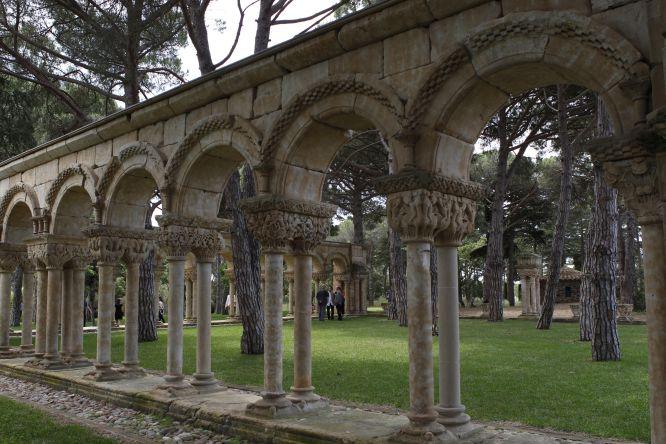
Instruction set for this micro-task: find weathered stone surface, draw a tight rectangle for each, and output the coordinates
[330,42,383,75]
[384,28,431,76]
[253,78,282,116]
[501,0,591,14]
[276,30,345,72]
[426,0,492,19]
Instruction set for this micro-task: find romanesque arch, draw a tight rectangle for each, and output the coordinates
[0,183,40,242]
[47,165,98,237]
[165,114,261,219]
[264,77,406,201]
[406,12,644,180]
[100,142,165,229]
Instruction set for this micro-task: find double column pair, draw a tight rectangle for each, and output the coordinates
[0,247,35,357]
[24,236,89,369]
[85,228,151,380]
[157,219,223,393]
[241,196,336,417]
[377,171,484,442]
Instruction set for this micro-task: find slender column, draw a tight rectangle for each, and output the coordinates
[185,277,193,321]
[122,262,141,374]
[192,276,198,323]
[60,268,73,360]
[44,266,64,366]
[229,279,237,317]
[192,257,217,390]
[90,263,121,380]
[162,255,189,388]
[20,269,35,351]
[402,240,444,438]
[288,253,323,407]
[32,268,47,360]
[519,276,528,315]
[0,268,12,352]
[287,277,294,315]
[642,220,666,443]
[247,251,295,416]
[69,265,88,364]
[436,244,474,433]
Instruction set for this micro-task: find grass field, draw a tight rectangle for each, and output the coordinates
[75,317,649,442]
[0,396,116,443]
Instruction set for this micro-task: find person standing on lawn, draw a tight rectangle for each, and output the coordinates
[334,287,345,320]
[326,287,335,320]
[315,286,328,321]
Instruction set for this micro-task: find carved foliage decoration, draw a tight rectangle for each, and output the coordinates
[83,225,155,265]
[261,79,402,165]
[386,189,476,245]
[0,243,28,271]
[156,214,224,260]
[240,196,337,253]
[26,235,90,269]
[603,157,662,224]
[374,169,485,201]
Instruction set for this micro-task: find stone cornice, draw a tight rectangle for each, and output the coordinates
[587,128,666,163]
[374,170,485,201]
[240,195,337,219]
[156,213,232,232]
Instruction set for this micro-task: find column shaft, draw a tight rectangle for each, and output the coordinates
[289,254,318,403]
[21,270,35,350]
[264,253,284,395]
[0,270,12,350]
[69,268,87,363]
[164,257,186,386]
[93,264,116,377]
[287,279,294,315]
[44,267,63,365]
[436,245,471,428]
[33,269,47,359]
[60,268,73,360]
[520,277,528,315]
[404,241,442,435]
[642,222,666,444]
[185,278,193,321]
[123,262,140,372]
[193,260,216,388]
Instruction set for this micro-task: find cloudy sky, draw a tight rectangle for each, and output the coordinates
[178,1,342,81]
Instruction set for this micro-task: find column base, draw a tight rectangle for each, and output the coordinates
[85,364,124,381]
[246,392,299,418]
[67,353,93,368]
[0,348,23,359]
[394,415,455,443]
[24,355,44,367]
[20,344,35,352]
[39,355,68,370]
[119,363,146,379]
[287,387,330,413]
[155,375,197,398]
[436,406,482,439]
[191,373,222,393]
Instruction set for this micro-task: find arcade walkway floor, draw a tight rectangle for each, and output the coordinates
[7,317,650,443]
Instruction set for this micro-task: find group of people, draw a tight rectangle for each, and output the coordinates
[315,286,345,321]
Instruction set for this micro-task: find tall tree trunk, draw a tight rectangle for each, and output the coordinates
[483,109,510,322]
[579,221,594,341]
[620,211,638,304]
[538,85,575,330]
[226,166,264,354]
[390,228,407,326]
[506,233,516,306]
[590,165,621,361]
[10,266,22,327]
[254,0,273,53]
[214,256,223,314]
[351,196,364,244]
[181,0,215,75]
[138,249,157,342]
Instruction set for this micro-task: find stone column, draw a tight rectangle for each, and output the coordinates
[31,267,47,361]
[163,255,189,389]
[286,274,294,315]
[60,267,73,361]
[184,274,194,322]
[288,252,326,410]
[92,263,121,380]
[519,276,528,315]
[377,171,483,442]
[0,266,13,353]
[530,276,538,314]
[44,265,64,367]
[68,260,89,366]
[121,261,142,376]
[192,250,218,391]
[20,267,35,352]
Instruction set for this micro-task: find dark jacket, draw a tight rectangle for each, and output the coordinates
[315,289,328,305]
[333,291,344,306]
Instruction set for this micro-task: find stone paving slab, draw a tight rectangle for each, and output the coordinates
[0,358,644,444]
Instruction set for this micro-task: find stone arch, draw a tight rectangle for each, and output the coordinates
[406,12,645,179]
[0,183,40,243]
[47,165,98,237]
[265,76,407,201]
[328,252,350,274]
[97,141,166,211]
[165,114,262,220]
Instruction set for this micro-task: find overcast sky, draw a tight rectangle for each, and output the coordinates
[178,1,341,81]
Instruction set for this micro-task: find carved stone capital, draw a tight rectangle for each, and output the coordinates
[26,235,90,269]
[603,157,663,225]
[83,225,156,265]
[0,243,27,272]
[240,196,337,254]
[156,214,224,260]
[386,189,477,244]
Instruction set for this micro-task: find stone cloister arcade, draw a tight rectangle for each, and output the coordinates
[0,0,663,442]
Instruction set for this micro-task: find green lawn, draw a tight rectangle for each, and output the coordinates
[75,317,648,442]
[0,396,116,443]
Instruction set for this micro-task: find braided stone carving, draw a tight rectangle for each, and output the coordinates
[0,183,39,232]
[261,79,402,165]
[45,164,96,210]
[240,196,337,253]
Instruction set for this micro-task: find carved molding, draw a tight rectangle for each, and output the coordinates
[374,169,485,201]
[83,225,156,265]
[45,164,96,210]
[26,235,90,269]
[157,213,232,232]
[156,222,223,260]
[260,79,403,166]
[0,243,28,271]
[240,196,337,253]
[603,157,663,224]
[0,183,40,231]
[386,189,477,245]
